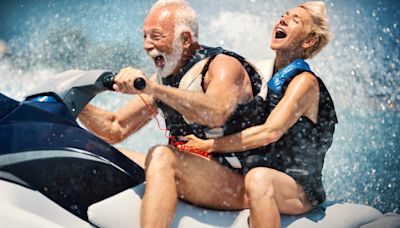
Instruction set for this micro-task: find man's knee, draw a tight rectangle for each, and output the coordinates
[244,167,275,199]
[145,145,177,170]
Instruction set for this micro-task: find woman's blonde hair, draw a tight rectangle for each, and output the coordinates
[299,1,332,59]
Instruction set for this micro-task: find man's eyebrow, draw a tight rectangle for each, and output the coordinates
[143,28,163,34]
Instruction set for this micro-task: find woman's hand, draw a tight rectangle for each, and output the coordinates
[180,134,214,153]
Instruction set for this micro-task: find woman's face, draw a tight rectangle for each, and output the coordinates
[270,6,313,55]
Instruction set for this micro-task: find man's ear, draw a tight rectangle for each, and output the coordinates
[180,31,192,48]
[302,36,316,49]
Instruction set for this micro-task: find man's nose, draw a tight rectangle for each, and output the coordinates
[143,37,155,51]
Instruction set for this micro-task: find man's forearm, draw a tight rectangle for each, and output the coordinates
[150,83,234,128]
[79,99,154,144]
[79,104,122,143]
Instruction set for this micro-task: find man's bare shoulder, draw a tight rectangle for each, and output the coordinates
[211,53,242,66]
[207,54,244,80]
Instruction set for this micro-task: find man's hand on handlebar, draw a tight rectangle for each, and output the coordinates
[113,67,149,94]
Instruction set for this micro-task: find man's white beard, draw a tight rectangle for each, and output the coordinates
[148,37,183,78]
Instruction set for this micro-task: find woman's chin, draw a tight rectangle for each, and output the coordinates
[270,43,282,52]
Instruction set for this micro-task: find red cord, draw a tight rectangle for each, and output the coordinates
[138,94,211,160]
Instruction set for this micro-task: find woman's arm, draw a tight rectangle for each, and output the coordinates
[184,72,319,153]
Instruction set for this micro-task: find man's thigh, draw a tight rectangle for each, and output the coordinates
[172,150,248,210]
[118,147,146,168]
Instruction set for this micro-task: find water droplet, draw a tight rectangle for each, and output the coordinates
[382,27,390,33]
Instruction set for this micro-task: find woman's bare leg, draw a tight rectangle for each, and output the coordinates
[245,167,313,228]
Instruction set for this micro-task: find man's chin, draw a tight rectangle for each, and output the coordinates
[156,68,171,78]
[156,62,179,78]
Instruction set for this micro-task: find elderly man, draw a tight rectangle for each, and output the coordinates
[79,0,267,227]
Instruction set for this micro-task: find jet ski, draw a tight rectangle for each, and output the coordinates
[0,70,146,227]
[0,70,388,227]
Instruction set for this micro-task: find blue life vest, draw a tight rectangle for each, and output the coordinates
[268,58,312,94]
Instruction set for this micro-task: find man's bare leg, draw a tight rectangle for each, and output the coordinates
[118,148,146,168]
[245,167,313,228]
[141,145,249,228]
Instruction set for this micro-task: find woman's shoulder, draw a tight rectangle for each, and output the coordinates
[287,71,319,93]
[294,70,318,83]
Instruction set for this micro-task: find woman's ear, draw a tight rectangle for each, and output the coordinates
[180,31,192,48]
[302,36,317,49]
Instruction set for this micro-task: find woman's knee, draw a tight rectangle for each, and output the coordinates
[145,145,177,170]
[245,167,275,199]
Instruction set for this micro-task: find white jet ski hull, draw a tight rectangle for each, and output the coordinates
[88,183,383,228]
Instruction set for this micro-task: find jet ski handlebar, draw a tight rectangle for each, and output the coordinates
[100,73,146,91]
[100,72,116,90]
[133,78,146,90]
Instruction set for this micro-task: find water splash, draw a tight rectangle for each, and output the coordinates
[0,0,399,214]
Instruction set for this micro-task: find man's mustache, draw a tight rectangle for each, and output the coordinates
[148,49,163,58]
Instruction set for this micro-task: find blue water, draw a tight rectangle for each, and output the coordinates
[0,0,399,214]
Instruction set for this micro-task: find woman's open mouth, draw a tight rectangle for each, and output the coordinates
[275,28,287,39]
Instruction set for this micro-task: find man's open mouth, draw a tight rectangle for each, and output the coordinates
[275,28,287,39]
[154,55,164,67]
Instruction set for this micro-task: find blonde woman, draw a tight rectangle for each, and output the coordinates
[183,2,337,227]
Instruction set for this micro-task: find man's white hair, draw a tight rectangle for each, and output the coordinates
[150,0,199,42]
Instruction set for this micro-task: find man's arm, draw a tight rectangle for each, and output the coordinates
[148,55,248,128]
[79,94,156,144]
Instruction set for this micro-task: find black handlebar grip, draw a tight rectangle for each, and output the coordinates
[101,72,116,90]
[134,78,146,90]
